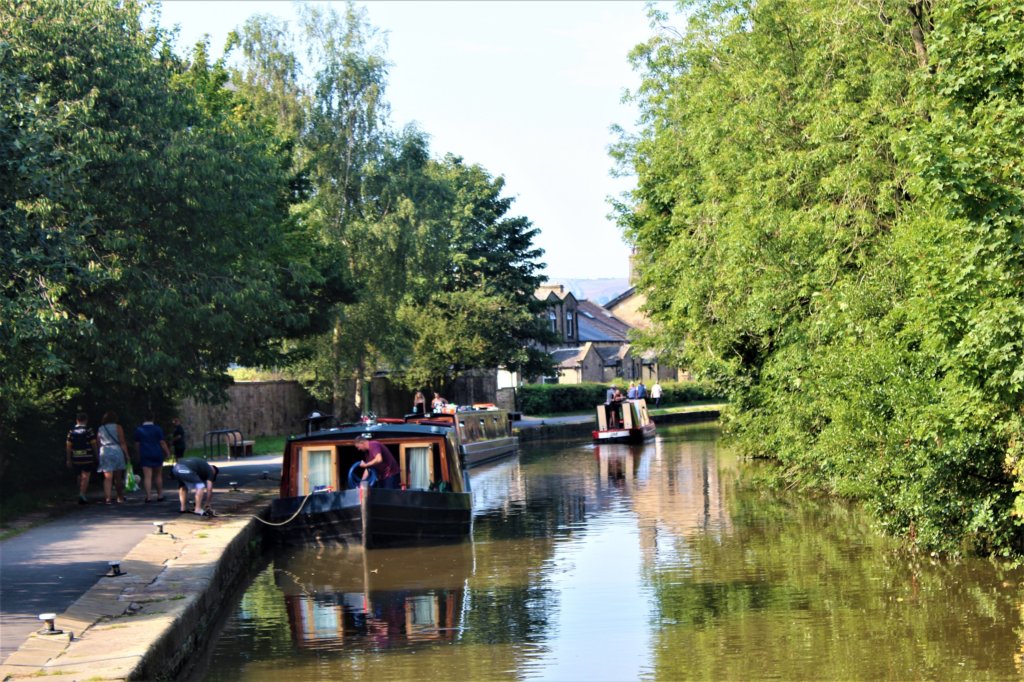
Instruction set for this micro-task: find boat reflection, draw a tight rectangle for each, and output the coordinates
[273,543,474,651]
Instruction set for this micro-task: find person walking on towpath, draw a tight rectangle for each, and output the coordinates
[173,457,219,516]
[135,413,171,503]
[651,381,663,408]
[97,411,130,504]
[171,417,186,460]
[66,412,98,504]
[354,434,400,489]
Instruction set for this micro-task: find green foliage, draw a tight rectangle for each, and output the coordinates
[617,0,1024,557]
[517,381,724,415]
[232,6,551,413]
[0,0,339,481]
[396,155,553,389]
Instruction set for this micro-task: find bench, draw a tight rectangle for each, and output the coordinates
[204,428,254,459]
[230,439,255,458]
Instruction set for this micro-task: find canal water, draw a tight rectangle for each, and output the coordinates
[200,424,1024,680]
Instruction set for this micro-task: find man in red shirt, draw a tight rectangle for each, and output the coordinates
[354,434,401,488]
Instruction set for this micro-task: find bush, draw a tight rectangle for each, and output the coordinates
[517,380,726,414]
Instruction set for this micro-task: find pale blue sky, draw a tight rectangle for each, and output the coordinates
[155,1,665,281]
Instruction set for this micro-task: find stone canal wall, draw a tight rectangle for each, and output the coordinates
[0,494,271,682]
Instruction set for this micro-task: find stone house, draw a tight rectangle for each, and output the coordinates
[605,286,684,383]
[533,284,641,384]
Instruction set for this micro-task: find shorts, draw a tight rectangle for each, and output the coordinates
[72,462,95,475]
[173,462,210,490]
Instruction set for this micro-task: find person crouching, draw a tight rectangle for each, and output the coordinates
[173,457,219,516]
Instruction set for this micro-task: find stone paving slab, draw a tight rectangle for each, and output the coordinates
[0,492,270,681]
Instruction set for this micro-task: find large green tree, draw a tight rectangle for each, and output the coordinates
[617,0,1024,557]
[230,3,552,416]
[397,156,553,390]
[0,0,328,478]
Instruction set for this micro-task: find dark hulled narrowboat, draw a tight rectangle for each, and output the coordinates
[270,419,472,548]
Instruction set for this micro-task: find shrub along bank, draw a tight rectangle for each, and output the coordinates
[518,381,725,415]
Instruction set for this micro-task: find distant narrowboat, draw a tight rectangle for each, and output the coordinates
[270,418,472,548]
[407,404,518,468]
[592,398,656,444]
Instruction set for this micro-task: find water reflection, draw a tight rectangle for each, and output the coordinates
[277,544,471,652]
[203,424,1024,681]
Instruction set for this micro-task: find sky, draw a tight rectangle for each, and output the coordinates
[155,1,665,281]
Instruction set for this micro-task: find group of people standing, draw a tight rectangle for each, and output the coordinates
[605,380,664,407]
[411,391,448,415]
[65,411,187,505]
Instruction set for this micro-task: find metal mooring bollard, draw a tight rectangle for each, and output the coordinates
[261,471,270,480]
[107,560,124,577]
[230,481,239,492]
[38,613,63,635]
[152,521,166,535]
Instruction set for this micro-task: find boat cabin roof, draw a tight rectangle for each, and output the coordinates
[289,421,454,446]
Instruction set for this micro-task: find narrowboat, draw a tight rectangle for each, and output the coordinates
[269,418,472,548]
[406,404,518,468]
[592,398,656,444]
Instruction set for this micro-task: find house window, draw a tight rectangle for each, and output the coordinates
[566,311,574,338]
[549,310,557,333]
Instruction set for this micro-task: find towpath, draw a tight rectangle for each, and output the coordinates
[0,455,281,662]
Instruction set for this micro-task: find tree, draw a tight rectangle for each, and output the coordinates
[0,0,326,479]
[235,4,552,415]
[616,0,1024,557]
[397,156,553,389]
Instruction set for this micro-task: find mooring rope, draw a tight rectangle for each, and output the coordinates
[249,491,313,527]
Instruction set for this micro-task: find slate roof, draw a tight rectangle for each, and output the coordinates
[575,299,632,343]
[551,347,585,367]
[595,345,627,366]
[604,286,636,310]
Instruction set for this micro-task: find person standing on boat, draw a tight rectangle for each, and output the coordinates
[412,391,426,415]
[431,392,448,412]
[627,382,637,399]
[355,434,401,489]
[605,385,619,428]
[637,381,647,400]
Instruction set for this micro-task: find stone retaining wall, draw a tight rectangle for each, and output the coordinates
[0,495,270,682]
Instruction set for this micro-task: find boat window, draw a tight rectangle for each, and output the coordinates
[398,441,435,490]
[407,446,431,490]
[299,447,336,494]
